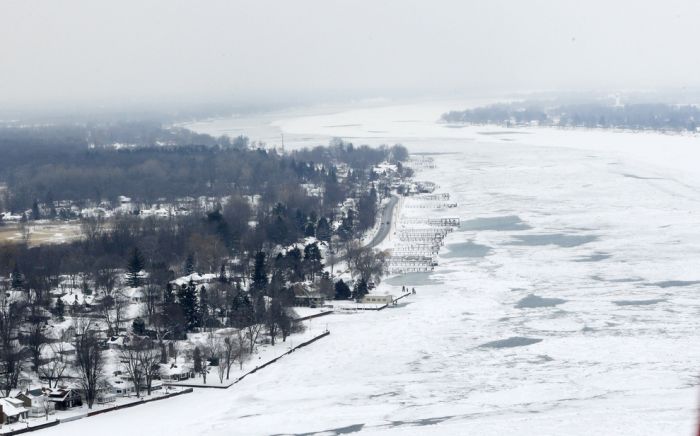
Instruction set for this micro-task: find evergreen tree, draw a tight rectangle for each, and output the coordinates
[339,209,355,240]
[294,209,306,233]
[218,263,228,283]
[229,292,253,328]
[316,217,331,242]
[358,185,378,231]
[177,281,200,331]
[184,253,195,276]
[269,215,289,245]
[46,191,57,219]
[193,346,202,373]
[126,247,145,287]
[251,251,268,294]
[132,317,146,335]
[55,298,65,321]
[334,279,351,300]
[162,283,186,339]
[163,283,176,307]
[286,247,303,281]
[323,167,344,209]
[304,221,316,238]
[199,285,209,328]
[303,242,323,280]
[318,272,334,299]
[31,199,40,221]
[10,264,23,289]
[352,278,369,300]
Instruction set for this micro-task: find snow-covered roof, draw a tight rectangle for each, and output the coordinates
[60,292,95,306]
[170,273,218,287]
[16,388,46,400]
[124,287,145,299]
[160,361,192,376]
[106,336,128,346]
[0,397,28,416]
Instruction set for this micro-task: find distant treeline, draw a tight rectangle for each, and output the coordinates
[0,123,407,284]
[0,123,405,212]
[441,102,700,132]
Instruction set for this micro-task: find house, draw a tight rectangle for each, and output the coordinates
[134,378,164,393]
[160,363,194,382]
[109,377,137,397]
[292,284,324,308]
[39,341,76,364]
[361,294,394,305]
[124,287,145,303]
[169,273,218,288]
[0,397,29,424]
[15,388,54,418]
[97,382,120,403]
[106,335,130,349]
[47,388,82,410]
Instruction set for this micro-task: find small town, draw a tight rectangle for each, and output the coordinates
[0,135,458,434]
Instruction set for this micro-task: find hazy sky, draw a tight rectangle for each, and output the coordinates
[2,0,700,109]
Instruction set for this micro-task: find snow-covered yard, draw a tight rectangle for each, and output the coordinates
[0,386,190,434]
[166,320,330,388]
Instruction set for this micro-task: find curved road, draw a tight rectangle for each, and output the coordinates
[365,194,400,249]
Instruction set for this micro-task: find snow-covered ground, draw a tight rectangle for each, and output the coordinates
[50,100,700,435]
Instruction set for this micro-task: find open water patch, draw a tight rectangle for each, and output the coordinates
[613,299,666,306]
[509,234,597,248]
[622,173,665,180]
[516,294,567,309]
[442,241,492,258]
[477,131,531,135]
[480,337,543,348]
[649,280,700,288]
[282,423,366,436]
[591,275,642,283]
[574,253,611,262]
[460,215,531,231]
[387,416,455,428]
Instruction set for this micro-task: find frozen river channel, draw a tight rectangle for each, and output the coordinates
[52,101,700,435]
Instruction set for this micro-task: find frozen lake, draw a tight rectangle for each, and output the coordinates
[56,101,700,435]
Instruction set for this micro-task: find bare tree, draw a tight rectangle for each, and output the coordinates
[221,330,247,378]
[113,291,127,334]
[119,341,144,398]
[144,283,160,321]
[74,319,104,409]
[26,321,48,371]
[245,322,264,355]
[39,394,53,420]
[216,357,226,383]
[0,299,26,396]
[137,341,162,395]
[345,242,387,283]
[19,219,31,245]
[80,215,105,243]
[265,300,293,346]
[38,342,68,388]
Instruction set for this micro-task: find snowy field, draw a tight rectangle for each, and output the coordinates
[52,101,700,435]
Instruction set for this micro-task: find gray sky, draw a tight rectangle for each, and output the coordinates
[2,0,700,109]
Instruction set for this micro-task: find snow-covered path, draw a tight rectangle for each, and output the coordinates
[51,102,700,436]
